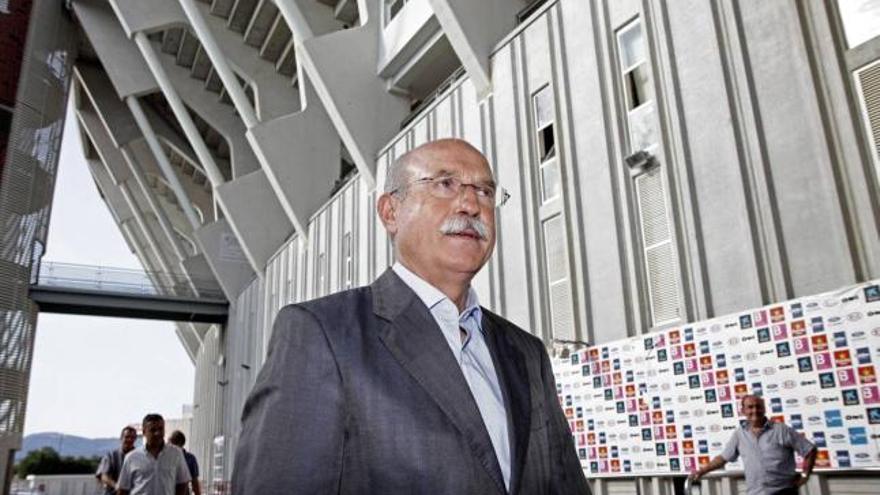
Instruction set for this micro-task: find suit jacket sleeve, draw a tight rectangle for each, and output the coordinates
[540,347,590,494]
[232,305,344,494]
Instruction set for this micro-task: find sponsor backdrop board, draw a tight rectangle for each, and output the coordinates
[553,281,880,477]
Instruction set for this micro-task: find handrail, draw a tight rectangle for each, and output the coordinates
[34,261,224,300]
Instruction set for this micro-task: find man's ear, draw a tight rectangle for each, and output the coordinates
[377,193,398,235]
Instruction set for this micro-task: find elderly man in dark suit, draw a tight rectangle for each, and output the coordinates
[232,138,589,494]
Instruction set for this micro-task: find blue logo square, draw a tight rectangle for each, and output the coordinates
[770,397,783,413]
[848,427,867,445]
[825,410,843,428]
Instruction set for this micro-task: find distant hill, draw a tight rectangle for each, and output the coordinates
[16,433,119,461]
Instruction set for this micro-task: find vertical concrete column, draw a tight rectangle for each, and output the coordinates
[133,31,226,188]
[177,0,258,129]
[126,95,203,230]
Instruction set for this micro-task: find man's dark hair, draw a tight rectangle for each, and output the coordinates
[169,430,186,447]
[142,413,164,426]
[120,426,137,438]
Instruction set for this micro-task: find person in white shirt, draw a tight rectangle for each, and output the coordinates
[118,414,191,495]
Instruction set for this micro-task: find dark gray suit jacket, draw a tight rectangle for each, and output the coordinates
[232,270,589,494]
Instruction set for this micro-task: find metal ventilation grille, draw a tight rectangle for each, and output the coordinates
[0,0,75,453]
[635,167,681,325]
[856,60,880,172]
[645,242,681,324]
[635,166,670,246]
[543,215,575,340]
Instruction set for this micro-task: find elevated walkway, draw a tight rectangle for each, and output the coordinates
[29,262,228,323]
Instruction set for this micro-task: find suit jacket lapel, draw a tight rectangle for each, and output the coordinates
[372,270,507,494]
[483,313,531,495]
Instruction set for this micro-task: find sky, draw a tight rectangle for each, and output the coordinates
[839,0,880,47]
[22,101,195,439]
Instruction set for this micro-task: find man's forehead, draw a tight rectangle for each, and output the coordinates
[411,145,493,178]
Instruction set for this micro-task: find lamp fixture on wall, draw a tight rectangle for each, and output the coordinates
[624,150,657,170]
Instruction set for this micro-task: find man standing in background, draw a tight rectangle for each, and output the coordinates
[690,395,817,495]
[95,426,137,495]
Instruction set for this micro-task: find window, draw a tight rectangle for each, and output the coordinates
[532,86,561,203]
[616,17,683,327]
[532,85,575,340]
[617,20,657,152]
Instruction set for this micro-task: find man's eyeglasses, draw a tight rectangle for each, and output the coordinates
[392,175,511,208]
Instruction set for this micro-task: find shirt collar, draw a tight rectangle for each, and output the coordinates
[392,262,482,320]
[741,417,773,431]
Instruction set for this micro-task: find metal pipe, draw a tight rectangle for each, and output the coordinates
[118,182,178,289]
[126,96,202,230]
[272,0,314,45]
[119,146,189,261]
[133,32,226,188]
[178,0,259,129]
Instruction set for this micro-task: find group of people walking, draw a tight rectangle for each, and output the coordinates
[96,414,200,495]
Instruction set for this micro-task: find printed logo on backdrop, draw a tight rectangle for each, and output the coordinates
[552,281,880,476]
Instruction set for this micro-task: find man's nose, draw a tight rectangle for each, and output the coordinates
[455,185,481,215]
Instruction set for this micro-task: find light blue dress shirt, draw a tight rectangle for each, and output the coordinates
[392,263,511,489]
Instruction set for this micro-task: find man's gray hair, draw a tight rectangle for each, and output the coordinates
[384,152,415,194]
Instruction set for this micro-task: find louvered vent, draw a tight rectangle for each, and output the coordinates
[543,215,575,340]
[635,167,681,325]
[856,60,880,174]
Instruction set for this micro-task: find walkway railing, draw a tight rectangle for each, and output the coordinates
[34,261,225,301]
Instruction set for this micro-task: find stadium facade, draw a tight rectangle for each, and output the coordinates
[1,0,879,493]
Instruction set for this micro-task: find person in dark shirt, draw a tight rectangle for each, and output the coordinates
[169,430,201,495]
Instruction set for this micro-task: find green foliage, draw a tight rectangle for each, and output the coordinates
[15,447,100,478]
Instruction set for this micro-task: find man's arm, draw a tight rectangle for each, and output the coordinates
[794,448,817,487]
[95,454,115,490]
[116,455,133,495]
[690,455,727,481]
[231,305,345,494]
[539,346,590,494]
[175,483,187,495]
[692,431,738,481]
[788,425,817,487]
[98,473,116,491]
[190,456,201,495]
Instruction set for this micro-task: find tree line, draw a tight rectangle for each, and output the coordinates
[15,447,99,478]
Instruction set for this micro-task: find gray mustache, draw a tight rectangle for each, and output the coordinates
[440,215,489,240]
